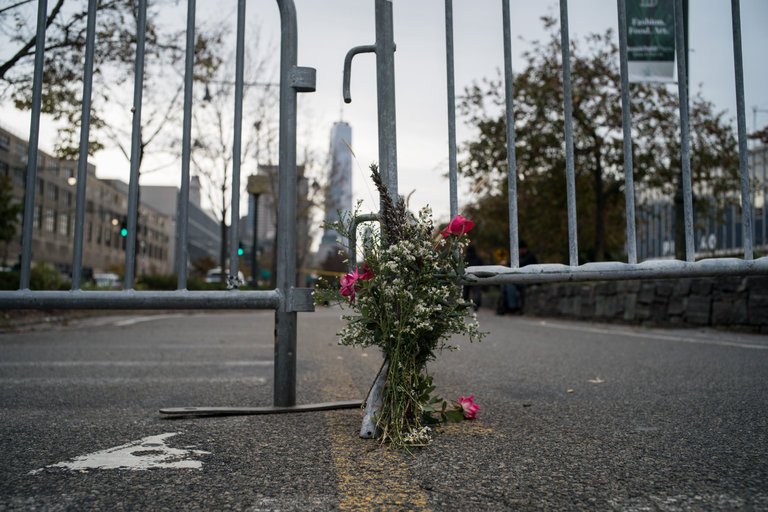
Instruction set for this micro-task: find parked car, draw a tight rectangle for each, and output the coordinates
[93,272,121,289]
[205,268,245,284]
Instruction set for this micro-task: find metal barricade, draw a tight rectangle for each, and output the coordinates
[343,0,767,285]
[0,0,326,412]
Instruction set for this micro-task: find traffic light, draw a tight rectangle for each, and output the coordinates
[120,217,128,238]
[237,242,244,257]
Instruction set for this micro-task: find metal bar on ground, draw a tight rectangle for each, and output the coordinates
[444,0,458,219]
[19,0,49,290]
[730,0,753,260]
[502,0,520,268]
[124,0,148,288]
[71,0,98,290]
[229,0,247,281]
[177,0,197,290]
[673,0,695,261]
[616,0,638,265]
[0,289,282,310]
[559,0,579,267]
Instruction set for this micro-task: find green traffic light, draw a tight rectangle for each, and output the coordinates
[237,247,244,256]
[120,228,128,237]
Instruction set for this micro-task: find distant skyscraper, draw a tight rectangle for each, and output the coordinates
[318,121,352,263]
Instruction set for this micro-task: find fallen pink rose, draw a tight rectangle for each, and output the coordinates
[458,394,480,419]
[441,214,475,238]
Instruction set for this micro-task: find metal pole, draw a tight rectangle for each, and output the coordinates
[71,0,97,290]
[616,0,638,265]
[730,0,753,260]
[444,0,458,220]
[19,0,48,290]
[177,0,197,289]
[502,0,520,268]
[374,0,399,202]
[124,0,148,288]
[251,193,260,286]
[559,0,579,266]
[274,0,314,407]
[229,0,246,280]
[673,0,695,261]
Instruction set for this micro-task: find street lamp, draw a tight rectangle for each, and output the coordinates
[247,174,269,287]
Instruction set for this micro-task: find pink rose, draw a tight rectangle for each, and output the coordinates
[441,215,475,238]
[339,264,374,302]
[458,395,480,419]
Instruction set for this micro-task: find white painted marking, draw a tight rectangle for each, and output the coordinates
[113,314,185,327]
[0,360,272,368]
[2,376,268,386]
[29,433,209,474]
[531,320,768,350]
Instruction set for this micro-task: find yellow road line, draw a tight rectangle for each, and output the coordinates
[324,373,430,511]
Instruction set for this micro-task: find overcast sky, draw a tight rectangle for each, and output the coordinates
[2,0,767,227]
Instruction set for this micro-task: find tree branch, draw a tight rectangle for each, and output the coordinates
[0,0,66,79]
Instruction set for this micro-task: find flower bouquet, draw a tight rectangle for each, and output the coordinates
[314,165,484,448]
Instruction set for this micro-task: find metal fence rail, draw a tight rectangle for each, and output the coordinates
[0,0,315,408]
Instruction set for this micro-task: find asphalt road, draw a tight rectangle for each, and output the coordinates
[1,308,767,511]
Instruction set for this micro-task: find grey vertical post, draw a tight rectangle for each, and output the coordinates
[374,0,399,201]
[19,0,48,290]
[275,0,299,407]
[71,0,98,290]
[730,0,753,259]
[761,146,768,247]
[502,0,520,268]
[673,0,695,261]
[124,0,148,288]
[616,0,638,264]
[177,0,196,290]
[444,0,458,219]
[559,0,579,267]
[229,0,247,279]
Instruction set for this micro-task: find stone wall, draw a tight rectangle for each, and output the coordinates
[524,276,768,333]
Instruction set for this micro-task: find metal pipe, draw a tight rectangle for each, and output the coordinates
[559,0,579,267]
[275,0,300,407]
[673,0,695,261]
[71,0,98,290]
[502,0,520,268]
[444,0,458,219]
[463,257,768,285]
[342,45,376,104]
[0,289,281,310]
[124,0,148,288]
[177,0,197,289]
[348,213,379,271]
[374,0,399,201]
[19,0,48,290]
[229,0,247,281]
[616,0,638,265]
[730,0,753,260]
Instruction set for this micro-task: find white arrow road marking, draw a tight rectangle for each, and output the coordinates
[29,433,209,474]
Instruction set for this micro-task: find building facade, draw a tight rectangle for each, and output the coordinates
[0,126,172,277]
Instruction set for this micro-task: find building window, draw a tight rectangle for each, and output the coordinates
[0,162,8,176]
[87,221,92,243]
[33,206,40,230]
[47,183,58,202]
[43,208,55,232]
[14,168,24,186]
[66,191,73,207]
[37,178,44,197]
[0,134,10,150]
[58,213,68,236]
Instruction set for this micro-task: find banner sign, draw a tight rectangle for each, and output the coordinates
[626,0,676,82]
